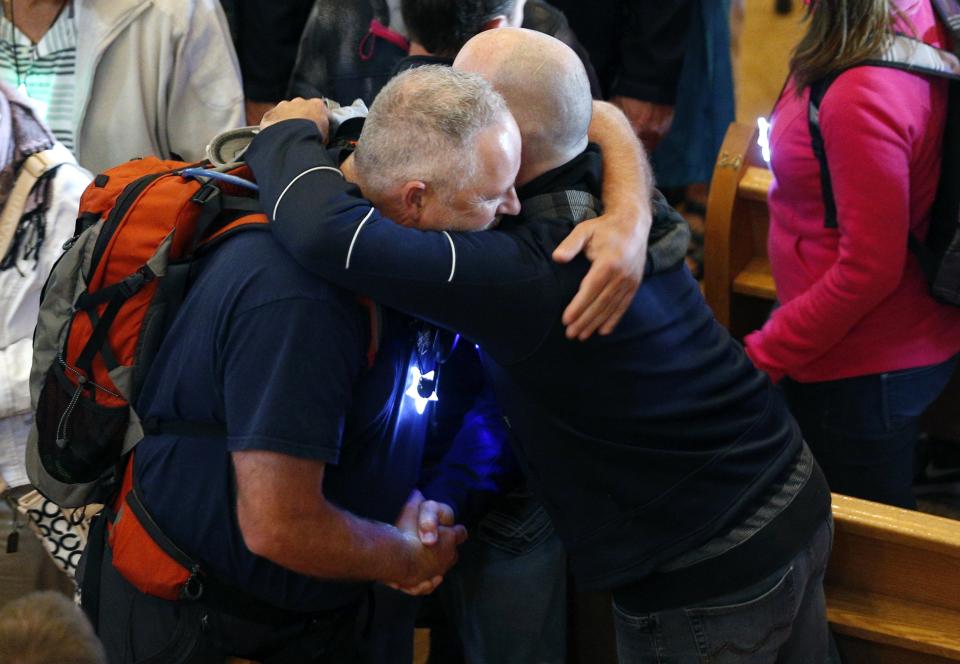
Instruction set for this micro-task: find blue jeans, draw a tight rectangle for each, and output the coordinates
[782,355,959,508]
[611,515,833,664]
[361,496,567,664]
[437,497,567,664]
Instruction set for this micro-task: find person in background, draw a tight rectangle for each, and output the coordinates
[0,0,244,173]
[547,0,690,150]
[218,0,315,124]
[0,591,106,664]
[745,0,960,509]
[550,0,734,278]
[288,0,600,107]
[0,81,90,594]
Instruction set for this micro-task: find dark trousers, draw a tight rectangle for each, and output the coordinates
[80,521,361,664]
[782,354,959,509]
[611,514,833,664]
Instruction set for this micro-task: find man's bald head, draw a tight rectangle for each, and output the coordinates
[454,28,592,184]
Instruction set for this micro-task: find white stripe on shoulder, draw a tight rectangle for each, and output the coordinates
[345,208,376,269]
[442,231,457,282]
[272,166,344,220]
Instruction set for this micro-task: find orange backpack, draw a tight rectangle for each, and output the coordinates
[27,156,382,603]
[26,158,267,511]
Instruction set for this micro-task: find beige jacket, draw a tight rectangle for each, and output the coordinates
[74,0,245,173]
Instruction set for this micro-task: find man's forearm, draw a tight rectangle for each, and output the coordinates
[234,451,424,586]
[589,100,654,217]
[256,498,418,584]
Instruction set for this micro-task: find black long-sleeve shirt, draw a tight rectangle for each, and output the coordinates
[549,0,693,103]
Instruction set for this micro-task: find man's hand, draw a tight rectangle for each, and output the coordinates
[394,490,458,545]
[553,203,651,340]
[610,96,675,152]
[245,99,276,126]
[259,98,331,141]
[389,490,466,596]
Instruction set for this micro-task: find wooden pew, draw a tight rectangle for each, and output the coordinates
[703,122,776,338]
[704,121,960,662]
[829,495,960,663]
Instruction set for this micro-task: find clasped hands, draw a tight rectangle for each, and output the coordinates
[389,489,468,596]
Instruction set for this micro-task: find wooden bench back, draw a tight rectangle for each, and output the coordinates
[829,494,960,662]
[704,122,776,337]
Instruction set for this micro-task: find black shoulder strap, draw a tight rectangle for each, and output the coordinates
[807,76,841,229]
[932,0,960,53]
[809,34,960,230]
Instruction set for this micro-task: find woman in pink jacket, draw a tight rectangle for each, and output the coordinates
[745,0,960,508]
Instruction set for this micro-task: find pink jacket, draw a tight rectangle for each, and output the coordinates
[745,0,960,383]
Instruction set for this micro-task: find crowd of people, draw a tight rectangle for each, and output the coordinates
[0,0,956,662]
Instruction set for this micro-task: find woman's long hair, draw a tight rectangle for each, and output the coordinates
[790,0,907,89]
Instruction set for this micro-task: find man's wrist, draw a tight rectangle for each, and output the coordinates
[391,530,424,586]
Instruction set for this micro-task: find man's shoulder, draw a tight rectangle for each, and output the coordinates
[201,229,357,312]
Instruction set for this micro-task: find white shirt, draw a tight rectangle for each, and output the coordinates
[0,3,78,153]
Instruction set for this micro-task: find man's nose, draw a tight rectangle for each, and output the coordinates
[498,188,521,217]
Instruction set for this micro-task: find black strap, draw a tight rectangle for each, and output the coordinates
[75,268,152,376]
[126,483,198,575]
[220,195,262,213]
[807,76,840,229]
[74,266,154,311]
[932,0,960,53]
[79,509,110,631]
[83,309,120,371]
[188,184,226,258]
[75,287,133,376]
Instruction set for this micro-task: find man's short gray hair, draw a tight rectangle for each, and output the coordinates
[355,66,510,200]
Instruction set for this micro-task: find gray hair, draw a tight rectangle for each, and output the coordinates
[354,66,510,200]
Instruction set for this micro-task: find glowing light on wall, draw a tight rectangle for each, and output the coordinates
[757,117,772,164]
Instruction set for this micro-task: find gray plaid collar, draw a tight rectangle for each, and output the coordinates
[518,190,603,226]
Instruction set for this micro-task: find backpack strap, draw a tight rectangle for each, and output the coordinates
[807,76,841,229]
[0,142,74,259]
[932,0,960,53]
[809,34,960,230]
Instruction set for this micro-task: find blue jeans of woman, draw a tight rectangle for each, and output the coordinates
[781,355,959,509]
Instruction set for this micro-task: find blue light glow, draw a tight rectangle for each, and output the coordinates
[405,367,438,414]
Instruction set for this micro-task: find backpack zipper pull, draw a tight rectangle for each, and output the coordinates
[56,375,87,450]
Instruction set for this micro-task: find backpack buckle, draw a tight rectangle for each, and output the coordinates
[190,183,221,206]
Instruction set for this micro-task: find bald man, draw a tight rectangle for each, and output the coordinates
[248,30,832,664]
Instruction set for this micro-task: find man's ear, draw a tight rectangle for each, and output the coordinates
[482,15,508,31]
[399,180,429,225]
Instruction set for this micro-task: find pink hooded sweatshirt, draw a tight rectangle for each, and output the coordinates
[745,0,960,383]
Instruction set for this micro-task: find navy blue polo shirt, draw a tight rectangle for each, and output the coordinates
[133,229,424,612]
